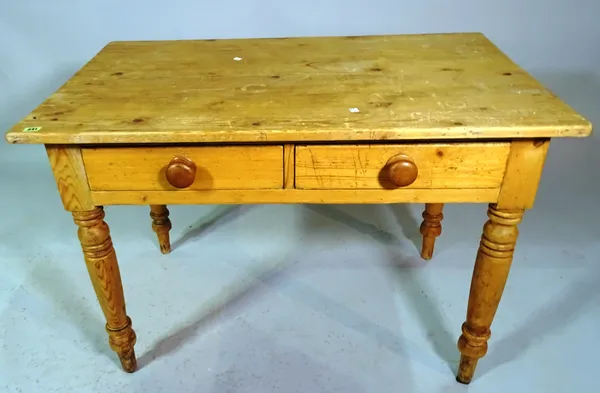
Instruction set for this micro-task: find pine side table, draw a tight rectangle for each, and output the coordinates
[5,33,592,383]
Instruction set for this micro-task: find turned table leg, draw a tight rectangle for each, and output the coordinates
[420,203,444,260]
[73,207,137,372]
[150,204,172,254]
[456,204,523,383]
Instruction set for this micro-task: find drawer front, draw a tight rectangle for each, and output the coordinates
[295,143,510,190]
[83,145,283,191]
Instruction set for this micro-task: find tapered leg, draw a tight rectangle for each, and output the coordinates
[73,207,137,372]
[420,203,444,260]
[150,204,172,254]
[456,204,523,384]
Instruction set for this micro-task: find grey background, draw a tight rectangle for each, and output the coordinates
[1,1,599,392]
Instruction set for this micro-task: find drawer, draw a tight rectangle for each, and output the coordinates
[83,145,283,191]
[295,143,510,189]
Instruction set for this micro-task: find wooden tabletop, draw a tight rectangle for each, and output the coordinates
[6,33,591,145]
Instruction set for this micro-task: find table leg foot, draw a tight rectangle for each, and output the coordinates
[420,203,444,260]
[456,355,478,384]
[150,204,172,254]
[73,207,138,372]
[107,317,137,372]
[456,204,523,383]
[118,349,137,373]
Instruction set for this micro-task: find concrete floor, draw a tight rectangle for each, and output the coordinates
[1,75,599,392]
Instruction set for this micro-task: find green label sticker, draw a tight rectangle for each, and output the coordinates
[23,127,42,132]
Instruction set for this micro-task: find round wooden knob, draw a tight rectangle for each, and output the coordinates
[165,156,196,189]
[386,154,418,187]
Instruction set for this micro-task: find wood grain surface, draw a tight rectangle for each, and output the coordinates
[46,145,94,211]
[457,204,523,384]
[90,188,499,205]
[420,203,444,260]
[82,145,283,191]
[497,138,550,209]
[149,205,172,254]
[7,33,591,144]
[283,144,295,189]
[295,143,510,189]
[73,207,137,372]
